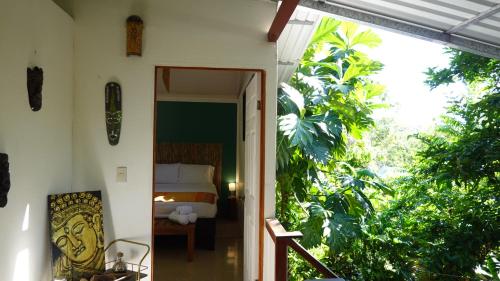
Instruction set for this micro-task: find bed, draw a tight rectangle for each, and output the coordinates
[153,143,222,250]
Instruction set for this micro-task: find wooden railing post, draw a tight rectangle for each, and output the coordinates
[275,237,289,281]
[266,218,303,281]
[265,218,344,281]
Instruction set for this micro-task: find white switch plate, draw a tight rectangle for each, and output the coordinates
[117,166,127,183]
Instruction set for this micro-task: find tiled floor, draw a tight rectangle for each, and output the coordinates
[153,219,243,281]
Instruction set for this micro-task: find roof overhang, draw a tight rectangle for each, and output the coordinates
[269,0,500,59]
[268,0,301,42]
[277,6,322,83]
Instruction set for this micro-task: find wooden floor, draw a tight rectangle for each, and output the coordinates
[153,218,243,281]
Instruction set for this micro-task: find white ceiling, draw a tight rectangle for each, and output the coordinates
[156,68,248,102]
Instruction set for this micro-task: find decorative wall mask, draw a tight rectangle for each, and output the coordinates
[0,153,10,208]
[27,66,44,111]
[105,82,122,145]
[126,15,144,56]
[48,191,105,281]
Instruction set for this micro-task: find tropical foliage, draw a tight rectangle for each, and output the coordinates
[277,18,500,281]
[276,18,390,280]
[356,87,500,280]
[366,117,421,178]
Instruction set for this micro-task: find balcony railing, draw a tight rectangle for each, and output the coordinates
[265,218,345,281]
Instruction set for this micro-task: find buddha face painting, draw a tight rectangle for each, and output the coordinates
[48,191,105,281]
[52,213,102,263]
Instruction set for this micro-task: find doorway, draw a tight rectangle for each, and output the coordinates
[151,66,265,281]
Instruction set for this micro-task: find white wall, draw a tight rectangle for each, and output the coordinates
[0,0,74,280]
[71,0,277,279]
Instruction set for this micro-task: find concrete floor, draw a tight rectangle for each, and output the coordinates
[153,218,243,281]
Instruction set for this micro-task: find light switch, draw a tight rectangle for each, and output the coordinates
[117,166,127,183]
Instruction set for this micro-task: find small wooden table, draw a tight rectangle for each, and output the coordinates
[155,218,196,261]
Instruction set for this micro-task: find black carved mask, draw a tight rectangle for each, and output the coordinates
[27,67,43,111]
[0,153,10,208]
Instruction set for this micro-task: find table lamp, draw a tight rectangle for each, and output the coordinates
[228,182,236,197]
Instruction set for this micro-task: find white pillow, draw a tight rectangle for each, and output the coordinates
[178,164,214,184]
[155,163,180,183]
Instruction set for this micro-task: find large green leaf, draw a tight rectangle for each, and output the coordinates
[341,64,363,83]
[276,131,292,170]
[301,203,329,248]
[342,190,365,217]
[328,33,348,51]
[309,113,342,138]
[341,21,359,42]
[352,188,375,215]
[310,17,341,46]
[303,137,331,164]
[303,62,341,77]
[297,73,324,95]
[327,213,360,251]
[325,192,350,215]
[279,83,304,114]
[350,29,382,48]
[278,113,317,147]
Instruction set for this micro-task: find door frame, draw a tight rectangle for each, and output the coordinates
[151,66,267,281]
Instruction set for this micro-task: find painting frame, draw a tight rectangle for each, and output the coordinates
[48,190,105,281]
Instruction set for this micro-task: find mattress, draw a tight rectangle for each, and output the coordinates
[154,183,218,218]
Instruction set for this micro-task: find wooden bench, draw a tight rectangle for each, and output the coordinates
[154,218,196,261]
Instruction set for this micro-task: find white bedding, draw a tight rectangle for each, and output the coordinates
[154,183,218,218]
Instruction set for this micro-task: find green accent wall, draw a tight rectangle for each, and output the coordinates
[156,101,237,194]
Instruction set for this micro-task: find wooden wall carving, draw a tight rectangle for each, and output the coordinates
[126,15,143,56]
[0,153,10,208]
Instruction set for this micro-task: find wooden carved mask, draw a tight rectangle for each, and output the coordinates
[0,153,10,208]
[126,15,144,56]
[27,66,43,111]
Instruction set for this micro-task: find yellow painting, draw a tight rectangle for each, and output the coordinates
[48,191,105,281]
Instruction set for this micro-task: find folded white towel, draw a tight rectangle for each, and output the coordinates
[168,211,189,225]
[167,211,177,221]
[187,212,197,223]
[176,205,193,215]
[177,214,189,225]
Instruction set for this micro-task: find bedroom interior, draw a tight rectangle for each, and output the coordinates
[152,66,256,281]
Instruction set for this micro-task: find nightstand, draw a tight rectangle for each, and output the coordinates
[226,196,238,220]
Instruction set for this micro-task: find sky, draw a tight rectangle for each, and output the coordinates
[362,27,468,132]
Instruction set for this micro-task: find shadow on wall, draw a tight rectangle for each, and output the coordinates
[76,131,117,246]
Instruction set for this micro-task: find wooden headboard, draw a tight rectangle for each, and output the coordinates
[156,143,223,195]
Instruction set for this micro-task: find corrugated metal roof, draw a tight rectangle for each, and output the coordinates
[316,0,500,46]
[298,0,500,58]
[278,0,500,84]
[277,6,322,84]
